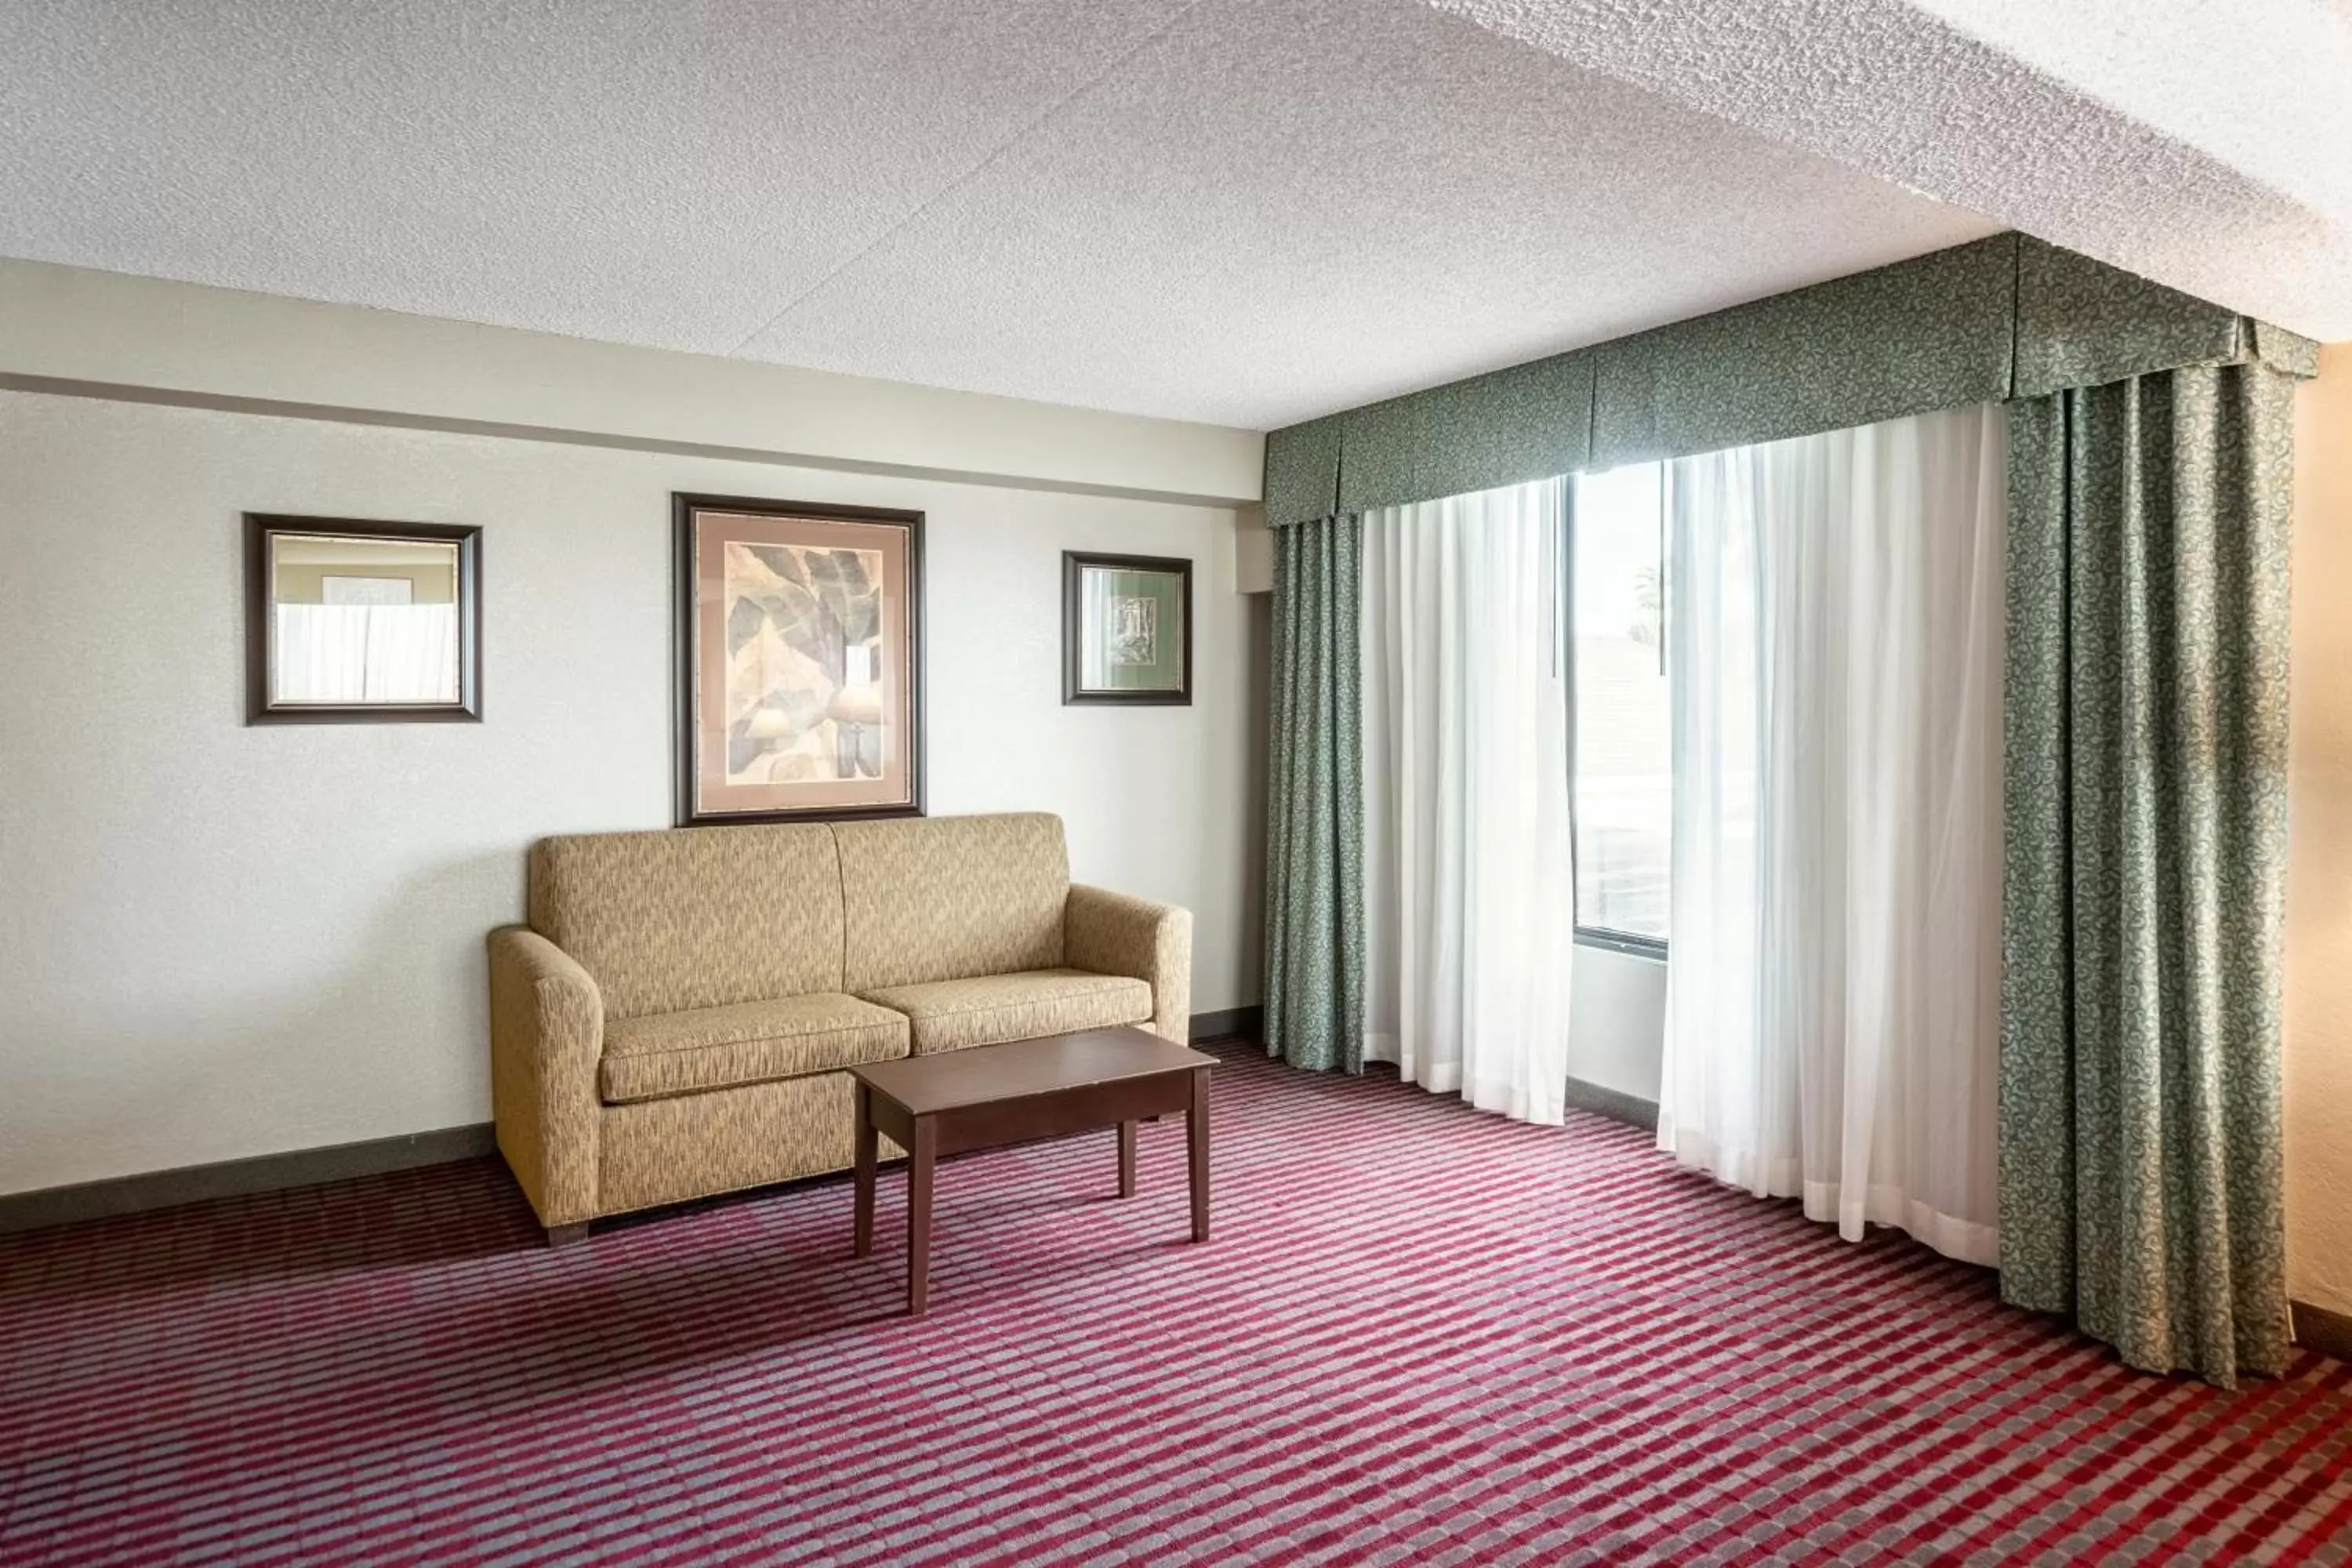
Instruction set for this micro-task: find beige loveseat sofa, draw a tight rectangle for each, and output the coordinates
[488,812,1190,1241]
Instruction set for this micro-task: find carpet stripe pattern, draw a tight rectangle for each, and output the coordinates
[4,1044,2350,1565]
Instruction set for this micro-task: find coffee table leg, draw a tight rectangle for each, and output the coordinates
[853,1082,876,1258]
[908,1116,936,1317]
[1188,1066,1211,1243]
[1118,1120,1138,1198]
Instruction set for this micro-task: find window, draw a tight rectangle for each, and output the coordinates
[1570,463,1670,952]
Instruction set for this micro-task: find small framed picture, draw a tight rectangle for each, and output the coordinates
[245,514,482,724]
[1062,551,1192,706]
[674,493,924,826]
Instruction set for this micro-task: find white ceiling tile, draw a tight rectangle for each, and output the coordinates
[0,0,1189,353]
[737,0,1998,426]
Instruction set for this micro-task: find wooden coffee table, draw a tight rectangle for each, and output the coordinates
[849,1025,1214,1316]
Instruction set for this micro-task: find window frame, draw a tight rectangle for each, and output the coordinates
[1573,924,1669,962]
[1564,467,1671,960]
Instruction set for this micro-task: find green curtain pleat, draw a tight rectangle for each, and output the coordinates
[1264,514,1366,1073]
[1999,362,2296,1386]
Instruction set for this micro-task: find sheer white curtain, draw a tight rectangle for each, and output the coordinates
[275,604,459,703]
[1657,403,2005,1264]
[1360,480,1575,1125]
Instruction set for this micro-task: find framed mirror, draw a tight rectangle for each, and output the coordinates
[246,514,482,724]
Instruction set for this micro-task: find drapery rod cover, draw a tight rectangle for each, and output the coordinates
[1261,233,2321,527]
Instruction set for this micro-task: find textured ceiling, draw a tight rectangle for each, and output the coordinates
[1436,0,2352,350]
[2,0,2344,430]
[729,1,1996,426]
[0,0,1189,358]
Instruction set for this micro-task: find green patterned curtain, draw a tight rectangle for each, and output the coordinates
[2000,362,2297,1385]
[1264,514,1366,1073]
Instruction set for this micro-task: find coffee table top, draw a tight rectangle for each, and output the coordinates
[851,1025,1214,1116]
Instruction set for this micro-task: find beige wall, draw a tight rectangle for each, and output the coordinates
[0,263,1268,1199]
[0,389,1265,1196]
[2289,344,2352,1316]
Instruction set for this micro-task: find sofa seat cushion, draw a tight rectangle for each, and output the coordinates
[858,968,1153,1055]
[600,993,909,1105]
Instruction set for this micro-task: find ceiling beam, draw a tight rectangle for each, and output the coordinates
[0,259,1265,506]
[1427,0,2352,340]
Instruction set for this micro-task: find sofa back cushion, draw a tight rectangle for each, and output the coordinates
[530,824,843,1020]
[835,813,1068,991]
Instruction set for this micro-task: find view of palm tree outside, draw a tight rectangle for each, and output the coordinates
[1573,463,1671,943]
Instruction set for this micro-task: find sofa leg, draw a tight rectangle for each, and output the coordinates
[546,1222,590,1248]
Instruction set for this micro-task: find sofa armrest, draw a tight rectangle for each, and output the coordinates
[487,925,604,1228]
[1065,884,1192,1046]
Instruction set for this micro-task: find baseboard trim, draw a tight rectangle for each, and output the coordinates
[2292,1298,2352,1362]
[1566,1076,1660,1133]
[1190,1005,1263,1045]
[0,1124,498,1236]
[2,1016,1267,1236]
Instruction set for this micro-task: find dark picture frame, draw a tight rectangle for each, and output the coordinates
[673,493,926,827]
[245,514,483,724]
[1063,551,1193,706]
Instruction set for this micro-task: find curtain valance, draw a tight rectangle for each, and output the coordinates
[1261,234,2319,526]
[1331,352,1595,517]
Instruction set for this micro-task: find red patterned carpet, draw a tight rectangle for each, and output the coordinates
[5,1043,2350,1566]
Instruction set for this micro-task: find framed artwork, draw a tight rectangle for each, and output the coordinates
[674,493,924,826]
[245,514,481,724]
[1063,551,1192,706]
[321,575,414,606]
